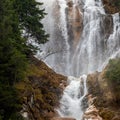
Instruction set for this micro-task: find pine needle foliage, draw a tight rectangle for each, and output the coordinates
[0,0,48,119]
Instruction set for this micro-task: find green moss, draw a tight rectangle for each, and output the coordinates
[105,59,120,104]
[102,0,120,14]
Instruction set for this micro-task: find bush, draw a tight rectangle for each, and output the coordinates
[106,59,120,83]
[105,58,120,103]
[0,84,23,120]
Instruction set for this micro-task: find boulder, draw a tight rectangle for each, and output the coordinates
[83,107,102,120]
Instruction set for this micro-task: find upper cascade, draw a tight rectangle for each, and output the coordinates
[37,0,120,77]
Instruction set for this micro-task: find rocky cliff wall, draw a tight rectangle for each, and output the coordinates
[87,69,120,120]
[15,56,67,120]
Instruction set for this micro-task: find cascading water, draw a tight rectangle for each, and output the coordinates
[57,75,87,119]
[101,13,120,69]
[37,0,120,119]
[57,0,71,74]
[71,0,106,76]
[38,0,120,76]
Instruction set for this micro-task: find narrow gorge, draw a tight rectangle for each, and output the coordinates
[36,0,120,120]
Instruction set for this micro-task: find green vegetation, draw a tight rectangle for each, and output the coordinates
[0,0,48,119]
[14,0,49,44]
[103,0,120,14]
[111,0,120,8]
[105,58,120,104]
[15,57,65,120]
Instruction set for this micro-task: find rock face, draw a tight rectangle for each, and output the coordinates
[102,0,120,14]
[87,69,120,120]
[83,105,102,120]
[54,0,83,48]
[66,0,83,47]
[83,95,102,120]
[16,56,67,120]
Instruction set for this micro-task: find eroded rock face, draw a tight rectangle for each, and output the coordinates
[86,69,120,120]
[54,0,83,49]
[87,71,114,107]
[16,56,67,120]
[83,95,102,120]
[66,0,83,48]
[83,105,102,120]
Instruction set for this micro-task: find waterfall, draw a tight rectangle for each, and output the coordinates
[57,0,71,74]
[37,0,120,77]
[71,0,106,76]
[101,13,120,69]
[37,0,120,119]
[57,75,87,119]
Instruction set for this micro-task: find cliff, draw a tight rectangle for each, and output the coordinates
[15,56,67,120]
[66,0,83,47]
[87,68,120,120]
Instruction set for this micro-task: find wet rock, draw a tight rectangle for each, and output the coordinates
[51,117,76,120]
[67,0,73,7]
[83,106,102,120]
[66,0,83,48]
[83,94,102,120]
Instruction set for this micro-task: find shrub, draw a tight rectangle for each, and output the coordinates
[105,58,120,104]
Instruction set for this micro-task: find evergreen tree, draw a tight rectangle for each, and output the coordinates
[14,0,49,49]
[0,0,48,119]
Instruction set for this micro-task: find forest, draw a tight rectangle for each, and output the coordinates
[0,0,48,119]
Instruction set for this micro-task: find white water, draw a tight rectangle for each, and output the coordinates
[71,0,106,76]
[38,0,120,77]
[101,13,120,69]
[57,75,87,119]
[37,0,120,119]
[57,0,71,74]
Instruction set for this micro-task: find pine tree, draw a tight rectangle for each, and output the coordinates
[14,0,49,46]
[0,0,48,119]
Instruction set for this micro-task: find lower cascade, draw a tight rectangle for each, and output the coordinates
[57,75,87,120]
[37,0,120,119]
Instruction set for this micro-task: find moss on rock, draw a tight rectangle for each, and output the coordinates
[102,0,120,14]
[87,66,120,120]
